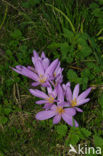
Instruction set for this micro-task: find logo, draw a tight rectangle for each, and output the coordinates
[69,144,101,155]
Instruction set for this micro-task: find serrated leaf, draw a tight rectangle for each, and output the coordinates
[94,135,103,147]
[81,77,88,90]
[63,28,74,40]
[67,69,78,82]
[47,42,61,50]
[80,128,91,139]
[80,47,92,58]
[56,124,68,137]
[81,69,90,78]
[60,42,69,60]
[77,38,87,46]
[65,133,80,145]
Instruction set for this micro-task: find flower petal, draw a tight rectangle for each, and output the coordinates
[31,82,40,87]
[42,58,50,70]
[53,114,61,124]
[47,86,52,95]
[77,88,91,101]
[29,89,48,99]
[36,110,56,120]
[77,98,90,106]
[33,50,39,58]
[15,65,23,70]
[54,62,62,77]
[11,66,38,81]
[62,113,79,127]
[27,66,35,72]
[66,87,72,103]
[45,59,59,76]
[42,82,51,87]
[73,84,79,99]
[41,51,46,59]
[35,60,44,76]
[43,103,53,109]
[75,107,83,112]
[64,108,76,116]
[63,102,71,107]
[36,100,47,104]
[66,82,71,87]
[57,84,64,103]
[51,104,57,111]
[32,50,39,66]
[62,82,71,92]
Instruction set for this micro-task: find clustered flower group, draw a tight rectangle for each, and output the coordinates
[12,50,91,127]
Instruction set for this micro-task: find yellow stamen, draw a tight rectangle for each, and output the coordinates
[46,96,54,103]
[56,106,65,115]
[39,74,47,84]
[71,98,77,107]
[53,72,56,77]
[54,82,57,87]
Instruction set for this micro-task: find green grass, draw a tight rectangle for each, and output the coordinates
[0,0,103,155]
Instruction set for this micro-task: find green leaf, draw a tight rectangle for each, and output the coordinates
[80,128,91,139]
[79,47,92,58]
[63,27,74,41]
[22,0,40,8]
[55,124,68,138]
[77,38,87,46]
[89,2,99,9]
[60,42,69,60]
[47,42,61,50]
[0,116,8,124]
[65,133,80,146]
[81,69,90,78]
[65,127,80,145]
[81,77,88,90]
[94,135,103,147]
[10,29,22,40]
[65,133,80,145]
[67,69,78,82]
[4,108,12,115]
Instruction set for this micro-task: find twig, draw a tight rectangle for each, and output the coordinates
[13,84,18,104]
[68,65,82,71]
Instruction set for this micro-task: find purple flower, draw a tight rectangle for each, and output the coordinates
[66,84,91,112]
[57,84,70,107]
[62,82,71,96]
[53,62,63,84]
[29,86,57,109]
[36,104,78,127]
[32,50,50,71]
[11,49,93,128]
[49,61,63,87]
[32,58,59,87]
[62,82,71,92]
[11,50,59,87]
